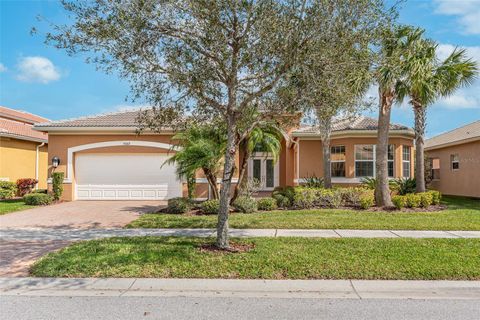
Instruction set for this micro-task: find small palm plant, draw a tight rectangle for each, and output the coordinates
[391,178,416,195]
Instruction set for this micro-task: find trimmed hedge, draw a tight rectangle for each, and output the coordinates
[392,195,407,209]
[257,197,278,211]
[166,197,192,214]
[0,181,17,199]
[23,193,53,205]
[429,190,442,205]
[201,199,220,215]
[419,192,433,208]
[359,191,375,209]
[233,196,257,213]
[405,193,421,208]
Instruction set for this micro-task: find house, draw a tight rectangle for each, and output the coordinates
[0,106,49,189]
[33,110,414,201]
[425,120,480,198]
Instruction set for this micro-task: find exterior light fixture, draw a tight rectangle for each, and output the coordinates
[52,156,60,168]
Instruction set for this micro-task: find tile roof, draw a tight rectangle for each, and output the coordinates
[0,106,48,143]
[0,106,49,124]
[34,109,144,128]
[425,120,480,149]
[293,116,411,134]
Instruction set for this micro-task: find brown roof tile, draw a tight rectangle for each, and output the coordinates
[34,109,143,128]
[425,120,480,150]
[293,116,411,134]
[0,106,49,124]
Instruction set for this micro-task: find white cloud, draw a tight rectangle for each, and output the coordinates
[434,43,480,110]
[434,0,480,35]
[16,56,61,84]
[0,63,6,72]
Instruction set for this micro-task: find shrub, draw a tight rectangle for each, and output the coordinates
[338,187,367,207]
[392,195,407,210]
[51,172,64,201]
[23,193,53,205]
[16,178,38,196]
[201,199,220,215]
[0,181,17,199]
[303,174,324,188]
[232,196,257,213]
[316,189,342,208]
[32,189,48,194]
[360,177,377,190]
[392,178,416,195]
[419,192,433,208]
[428,190,442,205]
[292,187,318,209]
[272,194,291,208]
[272,186,295,203]
[359,191,375,209]
[257,197,277,211]
[166,197,192,214]
[405,193,421,208]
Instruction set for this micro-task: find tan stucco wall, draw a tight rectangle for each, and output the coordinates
[298,137,414,180]
[426,140,480,198]
[0,137,48,189]
[48,133,240,201]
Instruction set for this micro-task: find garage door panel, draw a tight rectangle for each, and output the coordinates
[75,153,182,200]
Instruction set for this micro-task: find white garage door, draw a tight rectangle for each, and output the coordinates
[75,153,182,200]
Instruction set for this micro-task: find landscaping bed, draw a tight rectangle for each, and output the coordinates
[127,196,480,230]
[30,237,480,280]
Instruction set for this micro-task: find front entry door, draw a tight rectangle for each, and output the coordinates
[248,153,279,191]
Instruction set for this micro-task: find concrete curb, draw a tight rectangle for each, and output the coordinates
[1,228,479,241]
[1,278,479,300]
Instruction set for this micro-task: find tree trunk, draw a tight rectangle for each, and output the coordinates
[216,114,237,249]
[204,169,219,200]
[413,102,426,193]
[231,144,250,204]
[375,90,394,207]
[319,117,332,188]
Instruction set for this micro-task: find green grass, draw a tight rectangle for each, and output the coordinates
[0,199,35,215]
[127,196,480,230]
[30,237,480,280]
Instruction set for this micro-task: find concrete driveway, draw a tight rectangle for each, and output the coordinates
[0,201,165,276]
[0,200,165,229]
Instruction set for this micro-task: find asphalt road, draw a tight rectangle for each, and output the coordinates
[1,296,479,320]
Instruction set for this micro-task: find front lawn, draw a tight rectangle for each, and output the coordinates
[0,199,35,215]
[30,237,480,280]
[127,196,480,230]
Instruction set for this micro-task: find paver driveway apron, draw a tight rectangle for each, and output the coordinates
[0,200,166,229]
[0,200,165,277]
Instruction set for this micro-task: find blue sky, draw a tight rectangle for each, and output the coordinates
[0,0,479,137]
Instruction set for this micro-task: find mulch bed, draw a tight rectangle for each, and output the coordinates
[198,242,255,254]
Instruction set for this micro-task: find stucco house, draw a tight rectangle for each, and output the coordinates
[33,110,414,201]
[0,106,49,189]
[425,120,480,198]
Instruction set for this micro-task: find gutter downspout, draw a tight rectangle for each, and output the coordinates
[35,142,46,190]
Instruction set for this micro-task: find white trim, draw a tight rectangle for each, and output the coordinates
[294,177,363,184]
[292,129,415,139]
[65,140,178,181]
[296,138,300,184]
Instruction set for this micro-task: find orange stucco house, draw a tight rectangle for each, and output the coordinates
[33,110,414,201]
[425,120,480,198]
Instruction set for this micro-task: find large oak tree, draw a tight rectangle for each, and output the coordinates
[43,0,394,248]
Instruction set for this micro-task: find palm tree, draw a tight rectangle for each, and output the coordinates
[397,38,478,192]
[165,125,226,199]
[231,123,282,203]
[373,26,423,207]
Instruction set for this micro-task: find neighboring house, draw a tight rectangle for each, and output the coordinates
[0,106,49,189]
[33,110,414,201]
[425,120,480,198]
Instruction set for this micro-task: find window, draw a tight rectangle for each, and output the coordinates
[402,146,411,178]
[431,158,440,180]
[451,154,459,170]
[330,146,345,177]
[388,145,395,177]
[355,145,374,177]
